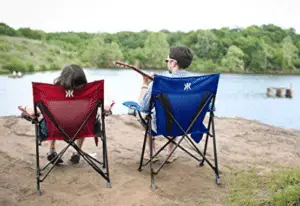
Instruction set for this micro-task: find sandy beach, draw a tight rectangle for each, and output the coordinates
[0,114,299,206]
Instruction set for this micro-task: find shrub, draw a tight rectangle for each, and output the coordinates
[2,57,28,72]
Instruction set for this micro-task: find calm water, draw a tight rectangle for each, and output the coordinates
[0,69,299,130]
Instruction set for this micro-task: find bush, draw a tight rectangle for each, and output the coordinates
[293,59,300,69]
[48,63,60,70]
[46,57,54,63]
[0,43,11,52]
[39,64,48,71]
[191,58,219,72]
[2,57,28,72]
[268,168,300,205]
[0,69,10,74]
[27,63,35,72]
[67,53,73,59]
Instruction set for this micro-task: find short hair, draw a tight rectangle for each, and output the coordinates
[169,46,193,69]
[54,64,87,90]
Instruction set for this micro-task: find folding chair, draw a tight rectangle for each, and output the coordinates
[123,73,220,188]
[24,80,111,195]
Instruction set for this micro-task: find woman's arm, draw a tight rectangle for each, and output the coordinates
[20,105,41,115]
[96,104,113,118]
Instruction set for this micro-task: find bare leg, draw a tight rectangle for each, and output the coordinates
[76,138,85,151]
[70,138,85,164]
[144,134,156,160]
[167,137,178,163]
[168,142,174,154]
[49,140,56,153]
[167,137,177,154]
[47,140,63,164]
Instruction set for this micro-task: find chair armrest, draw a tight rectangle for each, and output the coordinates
[122,101,141,112]
[208,103,216,112]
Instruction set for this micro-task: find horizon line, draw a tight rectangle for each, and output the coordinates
[1,22,298,35]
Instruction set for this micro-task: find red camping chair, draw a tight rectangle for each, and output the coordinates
[21,80,111,195]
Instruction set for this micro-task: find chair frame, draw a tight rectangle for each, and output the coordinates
[29,84,111,195]
[135,92,220,189]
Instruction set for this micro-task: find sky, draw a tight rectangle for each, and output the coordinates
[0,0,299,33]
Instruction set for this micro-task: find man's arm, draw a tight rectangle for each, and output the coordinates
[138,82,153,113]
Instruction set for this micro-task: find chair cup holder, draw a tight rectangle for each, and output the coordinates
[128,107,137,116]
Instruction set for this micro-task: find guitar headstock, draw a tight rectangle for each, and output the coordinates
[114,61,130,68]
[113,60,153,80]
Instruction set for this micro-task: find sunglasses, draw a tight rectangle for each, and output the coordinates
[165,58,176,63]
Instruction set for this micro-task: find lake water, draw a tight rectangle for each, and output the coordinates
[0,69,299,130]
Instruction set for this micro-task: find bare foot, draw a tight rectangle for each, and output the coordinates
[144,153,159,162]
[166,154,178,163]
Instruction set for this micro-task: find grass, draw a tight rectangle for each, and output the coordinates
[0,36,81,74]
[225,167,300,206]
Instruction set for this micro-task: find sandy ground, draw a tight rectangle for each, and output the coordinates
[0,114,299,206]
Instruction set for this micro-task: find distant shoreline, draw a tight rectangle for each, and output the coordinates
[1,67,300,76]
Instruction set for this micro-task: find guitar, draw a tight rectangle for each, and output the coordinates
[114,61,153,80]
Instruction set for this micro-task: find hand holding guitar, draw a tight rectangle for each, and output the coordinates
[142,72,154,86]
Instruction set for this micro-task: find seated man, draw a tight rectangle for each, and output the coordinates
[138,45,194,163]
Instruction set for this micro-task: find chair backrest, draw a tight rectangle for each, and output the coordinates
[151,74,220,140]
[32,80,104,141]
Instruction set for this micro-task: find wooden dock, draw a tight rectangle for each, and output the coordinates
[267,87,293,98]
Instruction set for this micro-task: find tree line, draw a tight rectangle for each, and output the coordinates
[1,22,300,74]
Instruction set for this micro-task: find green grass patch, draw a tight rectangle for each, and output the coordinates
[226,168,300,206]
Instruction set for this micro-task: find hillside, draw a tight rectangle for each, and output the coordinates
[0,36,80,74]
[1,22,300,74]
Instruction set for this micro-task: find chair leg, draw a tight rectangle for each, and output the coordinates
[149,131,156,189]
[35,137,41,196]
[104,138,111,188]
[101,114,111,187]
[147,120,156,189]
[200,113,213,167]
[200,134,209,167]
[102,138,106,169]
[102,130,111,187]
[138,128,148,171]
[211,117,220,185]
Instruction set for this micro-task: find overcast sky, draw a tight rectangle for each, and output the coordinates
[0,0,299,33]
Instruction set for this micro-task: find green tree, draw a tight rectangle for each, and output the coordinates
[17,28,45,40]
[143,32,169,69]
[82,36,123,68]
[194,30,218,59]
[221,45,245,72]
[281,36,298,71]
[0,23,18,36]
[261,40,275,70]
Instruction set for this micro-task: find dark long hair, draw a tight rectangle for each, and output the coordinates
[54,64,87,89]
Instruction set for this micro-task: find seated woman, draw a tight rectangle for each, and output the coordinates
[19,64,113,164]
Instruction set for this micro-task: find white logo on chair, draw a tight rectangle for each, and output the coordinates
[65,90,74,98]
[184,83,191,90]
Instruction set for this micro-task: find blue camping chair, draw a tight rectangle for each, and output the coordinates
[123,73,220,188]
